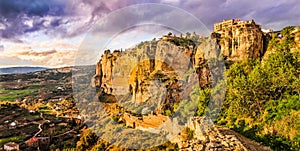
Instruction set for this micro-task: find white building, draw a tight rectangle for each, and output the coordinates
[10,122,16,127]
[262,28,273,33]
[4,142,19,151]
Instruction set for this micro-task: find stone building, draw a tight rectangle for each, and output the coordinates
[213,19,264,61]
[214,19,241,33]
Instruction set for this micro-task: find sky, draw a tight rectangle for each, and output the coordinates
[0,0,299,68]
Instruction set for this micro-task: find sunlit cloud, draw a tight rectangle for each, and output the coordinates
[0,49,76,68]
[0,0,299,67]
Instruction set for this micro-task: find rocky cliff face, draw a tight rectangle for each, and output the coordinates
[94,50,121,94]
[175,117,272,151]
[94,23,266,114]
[214,20,264,62]
[91,22,291,150]
[94,39,195,114]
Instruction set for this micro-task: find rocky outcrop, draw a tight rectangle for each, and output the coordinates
[94,21,266,113]
[214,20,264,62]
[194,38,221,88]
[176,117,272,151]
[91,21,280,150]
[94,50,121,94]
[94,39,194,114]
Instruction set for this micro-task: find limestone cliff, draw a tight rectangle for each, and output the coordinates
[91,20,294,151]
[94,38,195,114]
[213,20,264,62]
[94,21,267,114]
[94,50,121,94]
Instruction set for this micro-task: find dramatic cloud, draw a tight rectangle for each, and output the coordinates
[0,0,68,40]
[0,0,65,17]
[0,49,76,67]
[1,0,299,67]
[1,0,299,41]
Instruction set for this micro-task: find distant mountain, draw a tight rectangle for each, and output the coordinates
[0,67,48,75]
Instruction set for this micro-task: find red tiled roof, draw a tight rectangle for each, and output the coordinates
[27,137,38,143]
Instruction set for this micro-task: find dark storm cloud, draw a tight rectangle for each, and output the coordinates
[0,0,65,17]
[0,0,67,40]
[91,3,209,36]
[1,0,300,41]
[0,0,140,40]
[82,0,300,37]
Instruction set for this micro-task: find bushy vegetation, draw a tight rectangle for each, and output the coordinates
[215,27,300,150]
[166,37,196,48]
[190,86,210,116]
[76,127,98,151]
[181,127,194,140]
[268,26,296,52]
[0,136,25,146]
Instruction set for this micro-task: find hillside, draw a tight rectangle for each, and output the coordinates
[0,67,48,75]
[90,20,300,150]
[0,66,95,150]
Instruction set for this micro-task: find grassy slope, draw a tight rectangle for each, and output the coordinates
[0,86,38,102]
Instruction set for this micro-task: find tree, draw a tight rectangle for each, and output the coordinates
[181,127,194,140]
[186,32,191,38]
[76,127,98,150]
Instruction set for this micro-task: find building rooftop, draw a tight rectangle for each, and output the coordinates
[213,19,259,33]
[4,142,19,147]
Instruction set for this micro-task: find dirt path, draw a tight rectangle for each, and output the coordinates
[217,126,272,151]
[33,113,50,137]
[218,126,271,151]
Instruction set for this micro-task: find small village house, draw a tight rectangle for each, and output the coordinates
[26,137,38,148]
[9,122,17,129]
[3,142,19,151]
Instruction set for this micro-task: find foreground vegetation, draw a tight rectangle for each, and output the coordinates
[192,26,300,150]
[218,51,300,150]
